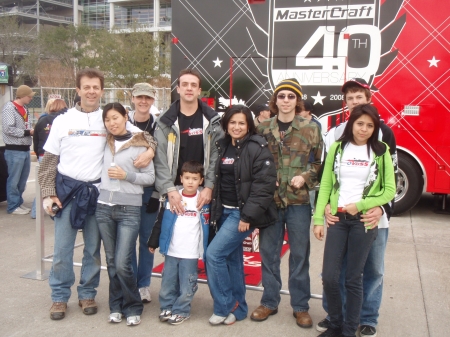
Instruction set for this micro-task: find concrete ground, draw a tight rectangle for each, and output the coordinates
[0,161,449,337]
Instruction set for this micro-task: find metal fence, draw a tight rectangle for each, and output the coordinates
[13,87,172,125]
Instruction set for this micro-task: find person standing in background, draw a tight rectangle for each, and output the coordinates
[128,82,159,304]
[253,104,271,127]
[1,85,35,215]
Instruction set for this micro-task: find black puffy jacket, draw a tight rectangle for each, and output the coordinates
[211,134,278,229]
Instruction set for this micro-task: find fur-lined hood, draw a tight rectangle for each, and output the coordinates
[106,131,151,156]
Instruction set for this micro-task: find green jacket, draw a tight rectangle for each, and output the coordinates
[313,141,396,226]
[257,115,323,208]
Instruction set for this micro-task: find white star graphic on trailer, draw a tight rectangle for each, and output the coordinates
[213,57,223,68]
[427,56,440,67]
[311,91,327,105]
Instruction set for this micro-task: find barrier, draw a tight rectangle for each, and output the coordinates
[23,166,322,299]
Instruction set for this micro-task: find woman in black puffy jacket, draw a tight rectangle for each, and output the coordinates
[206,105,277,325]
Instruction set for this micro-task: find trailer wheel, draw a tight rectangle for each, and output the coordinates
[394,153,423,215]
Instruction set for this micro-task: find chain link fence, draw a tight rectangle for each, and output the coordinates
[13,87,172,125]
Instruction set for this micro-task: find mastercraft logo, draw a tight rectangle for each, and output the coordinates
[275,5,375,21]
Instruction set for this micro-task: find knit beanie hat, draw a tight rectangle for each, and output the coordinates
[274,78,302,98]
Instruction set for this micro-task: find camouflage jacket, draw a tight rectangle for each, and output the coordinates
[257,116,323,208]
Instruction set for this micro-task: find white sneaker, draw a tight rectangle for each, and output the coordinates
[224,313,236,325]
[11,207,29,215]
[139,287,151,303]
[108,313,122,323]
[126,315,141,326]
[19,204,31,212]
[209,313,227,325]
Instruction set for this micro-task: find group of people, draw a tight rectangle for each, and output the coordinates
[1,66,397,337]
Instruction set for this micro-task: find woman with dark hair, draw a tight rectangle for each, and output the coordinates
[31,99,68,218]
[206,105,277,325]
[313,104,396,337]
[95,102,155,326]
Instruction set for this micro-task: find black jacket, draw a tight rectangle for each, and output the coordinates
[33,108,67,156]
[211,134,278,229]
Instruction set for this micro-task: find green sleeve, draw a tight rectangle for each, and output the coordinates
[313,142,338,225]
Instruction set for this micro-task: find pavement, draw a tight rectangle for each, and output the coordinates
[0,161,449,337]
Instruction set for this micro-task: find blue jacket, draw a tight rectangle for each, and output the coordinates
[148,200,210,259]
[55,172,100,229]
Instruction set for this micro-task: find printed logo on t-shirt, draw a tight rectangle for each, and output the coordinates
[181,128,203,136]
[222,157,235,164]
[68,129,107,137]
[343,159,369,167]
[183,209,198,217]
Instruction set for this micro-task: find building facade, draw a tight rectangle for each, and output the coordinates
[0,0,172,32]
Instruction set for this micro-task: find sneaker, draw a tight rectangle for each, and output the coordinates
[139,287,151,303]
[159,310,172,322]
[50,302,67,320]
[19,204,31,212]
[108,313,122,323]
[168,314,189,325]
[11,207,29,215]
[318,327,343,337]
[360,325,377,337]
[316,318,331,332]
[126,315,141,326]
[209,313,227,325]
[78,299,98,315]
[223,313,236,325]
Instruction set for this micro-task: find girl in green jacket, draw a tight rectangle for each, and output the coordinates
[313,104,396,337]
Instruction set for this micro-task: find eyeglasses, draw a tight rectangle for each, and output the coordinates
[277,93,297,100]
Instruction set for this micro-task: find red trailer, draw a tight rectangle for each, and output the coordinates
[171,0,450,214]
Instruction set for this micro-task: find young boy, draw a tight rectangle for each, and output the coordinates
[147,161,210,325]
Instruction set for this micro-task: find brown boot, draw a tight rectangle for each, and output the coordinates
[250,305,278,322]
[50,302,67,320]
[293,311,313,328]
[78,299,98,315]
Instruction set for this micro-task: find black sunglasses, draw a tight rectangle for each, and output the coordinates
[277,93,297,100]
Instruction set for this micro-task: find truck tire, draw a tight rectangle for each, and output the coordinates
[394,153,424,215]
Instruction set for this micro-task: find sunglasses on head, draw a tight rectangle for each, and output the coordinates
[277,93,297,100]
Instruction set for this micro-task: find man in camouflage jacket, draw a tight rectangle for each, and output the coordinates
[250,79,323,328]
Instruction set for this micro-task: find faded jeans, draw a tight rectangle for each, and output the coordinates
[259,204,312,312]
[4,149,30,213]
[96,203,143,316]
[49,200,101,302]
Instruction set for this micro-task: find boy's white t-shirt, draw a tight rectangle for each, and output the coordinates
[338,143,372,207]
[167,189,201,259]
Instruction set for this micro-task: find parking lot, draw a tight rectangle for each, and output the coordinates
[0,161,449,337]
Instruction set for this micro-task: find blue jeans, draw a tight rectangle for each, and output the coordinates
[159,255,198,317]
[259,204,311,312]
[206,207,252,320]
[49,200,101,302]
[31,157,43,219]
[96,203,143,316]
[131,186,158,288]
[4,150,30,213]
[322,215,378,337]
[322,228,389,327]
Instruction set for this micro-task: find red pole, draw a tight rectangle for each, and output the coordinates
[230,57,233,107]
